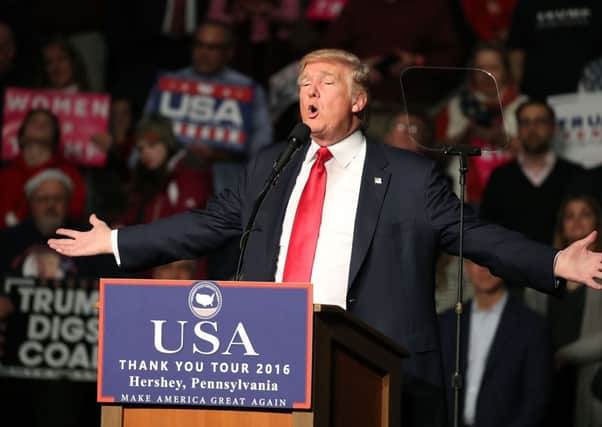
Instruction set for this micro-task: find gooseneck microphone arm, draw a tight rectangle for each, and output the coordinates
[234,123,311,281]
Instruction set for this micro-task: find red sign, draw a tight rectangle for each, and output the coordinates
[158,78,254,102]
[2,88,110,166]
[305,0,348,21]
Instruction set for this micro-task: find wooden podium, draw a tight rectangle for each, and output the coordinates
[100,305,407,427]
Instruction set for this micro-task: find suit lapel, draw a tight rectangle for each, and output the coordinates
[348,141,390,288]
[261,143,310,278]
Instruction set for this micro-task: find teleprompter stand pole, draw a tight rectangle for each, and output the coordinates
[442,144,481,427]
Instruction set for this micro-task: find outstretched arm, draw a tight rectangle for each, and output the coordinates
[425,161,602,292]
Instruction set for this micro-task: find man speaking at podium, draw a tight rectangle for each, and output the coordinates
[49,49,602,427]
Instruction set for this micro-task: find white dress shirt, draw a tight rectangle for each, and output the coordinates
[275,130,366,309]
[463,292,508,425]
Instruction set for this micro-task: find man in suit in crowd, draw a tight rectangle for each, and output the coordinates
[438,260,553,427]
[49,49,602,427]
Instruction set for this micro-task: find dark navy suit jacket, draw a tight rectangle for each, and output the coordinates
[438,295,553,427]
[117,139,561,425]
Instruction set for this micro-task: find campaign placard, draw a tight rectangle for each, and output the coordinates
[305,0,348,20]
[2,87,110,166]
[0,276,99,381]
[98,279,313,409]
[548,91,602,168]
[147,76,254,153]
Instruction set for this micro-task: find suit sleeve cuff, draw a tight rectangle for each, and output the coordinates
[553,250,566,290]
[111,229,121,266]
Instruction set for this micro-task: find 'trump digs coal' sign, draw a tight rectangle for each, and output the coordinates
[0,276,99,381]
[98,279,313,409]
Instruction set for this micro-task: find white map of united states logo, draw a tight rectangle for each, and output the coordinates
[188,281,223,319]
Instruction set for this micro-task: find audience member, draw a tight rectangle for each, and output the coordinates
[115,114,212,278]
[439,259,552,427]
[144,19,273,195]
[480,100,583,246]
[0,109,86,229]
[208,0,301,86]
[0,168,119,278]
[84,95,137,223]
[0,169,77,276]
[384,109,435,154]
[116,114,212,226]
[36,36,91,92]
[525,194,602,427]
[507,0,602,98]
[107,96,137,172]
[27,0,107,91]
[324,0,464,108]
[0,20,16,83]
[456,0,518,44]
[382,107,447,168]
[578,55,602,92]
[105,0,209,109]
[0,20,31,116]
[382,107,453,177]
[435,42,526,204]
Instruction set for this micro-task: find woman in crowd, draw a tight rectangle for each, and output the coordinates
[526,194,602,427]
[115,114,213,278]
[37,36,90,92]
[435,41,526,204]
[0,108,86,228]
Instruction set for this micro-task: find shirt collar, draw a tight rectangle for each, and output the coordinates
[472,290,508,315]
[306,129,365,168]
[517,150,556,170]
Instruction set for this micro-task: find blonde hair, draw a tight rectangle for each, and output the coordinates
[298,49,370,99]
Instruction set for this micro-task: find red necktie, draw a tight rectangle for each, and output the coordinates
[283,147,333,282]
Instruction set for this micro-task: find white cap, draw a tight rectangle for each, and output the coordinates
[24,168,73,199]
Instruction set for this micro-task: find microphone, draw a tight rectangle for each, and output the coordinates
[235,123,311,280]
[266,123,311,185]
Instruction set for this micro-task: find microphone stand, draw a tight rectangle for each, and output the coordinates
[234,145,304,281]
[442,144,481,427]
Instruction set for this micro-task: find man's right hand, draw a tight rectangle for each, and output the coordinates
[48,214,113,257]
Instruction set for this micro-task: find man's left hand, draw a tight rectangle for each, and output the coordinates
[554,231,602,289]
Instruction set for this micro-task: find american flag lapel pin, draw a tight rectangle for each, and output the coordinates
[374,177,382,184]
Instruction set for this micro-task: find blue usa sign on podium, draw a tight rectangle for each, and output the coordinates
[97,279,313,409]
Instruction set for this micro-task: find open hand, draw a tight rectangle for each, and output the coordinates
[554,231,602,290]
[47,214,113,257]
